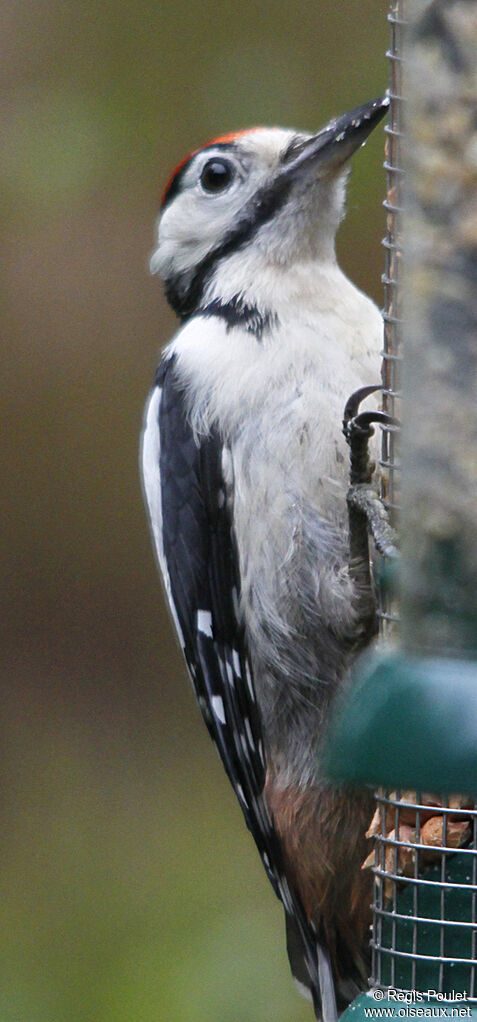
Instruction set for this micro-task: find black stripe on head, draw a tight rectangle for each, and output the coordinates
[164,172,293,321]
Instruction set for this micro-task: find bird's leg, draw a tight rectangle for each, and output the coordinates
[343,385,399,643]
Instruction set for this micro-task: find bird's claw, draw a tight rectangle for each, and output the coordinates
[343,384,381,430]
[342,385,399,486]
[342,385,399,445]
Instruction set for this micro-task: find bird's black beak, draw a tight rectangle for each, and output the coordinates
[280,95,390,179]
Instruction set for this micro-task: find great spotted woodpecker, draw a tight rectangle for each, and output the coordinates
[141,95,390,1021]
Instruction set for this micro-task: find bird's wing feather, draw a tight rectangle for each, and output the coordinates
[141,351,336,1022]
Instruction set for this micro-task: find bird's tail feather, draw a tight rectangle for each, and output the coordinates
[286,912,338,1022]
[317,942,338,1022]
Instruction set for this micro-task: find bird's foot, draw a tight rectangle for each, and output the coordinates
[343,385,399,562]
[342,386,399,646]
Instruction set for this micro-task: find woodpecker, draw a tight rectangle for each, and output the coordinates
[141,96,390,1021]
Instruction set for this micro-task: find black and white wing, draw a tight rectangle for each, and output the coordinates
[141,351,336,1022]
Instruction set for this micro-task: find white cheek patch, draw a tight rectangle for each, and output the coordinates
[152,190,244,281]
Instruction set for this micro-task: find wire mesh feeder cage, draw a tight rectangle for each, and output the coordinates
[370,791,477,1002]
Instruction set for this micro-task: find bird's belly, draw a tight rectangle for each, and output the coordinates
[231,386,356,603]
[229,381,378,785]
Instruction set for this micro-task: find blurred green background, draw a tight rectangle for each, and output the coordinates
[1,3,387,1020]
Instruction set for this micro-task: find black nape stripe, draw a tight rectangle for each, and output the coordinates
[199,295,277,341]
[164,173,293,321]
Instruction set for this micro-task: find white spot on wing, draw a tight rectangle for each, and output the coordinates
[211,695,226,724]
[235,783,249,809]
[278,876,294,913]
[220,653,235,687]
[244,716,254,749]
[245,662,255,701]
[197,609,213,637]
[239,731,250,756]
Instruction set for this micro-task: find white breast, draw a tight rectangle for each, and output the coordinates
[169,261,382,480]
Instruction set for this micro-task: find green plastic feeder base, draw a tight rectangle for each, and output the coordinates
[325,650,477,794]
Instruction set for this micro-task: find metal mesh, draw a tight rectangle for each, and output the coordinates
[376,0,404,640]
[370,0,477,999]
[379,0,404,614]
[371,790,477,1000]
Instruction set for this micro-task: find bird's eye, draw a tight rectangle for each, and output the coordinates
[200,158,235,194]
